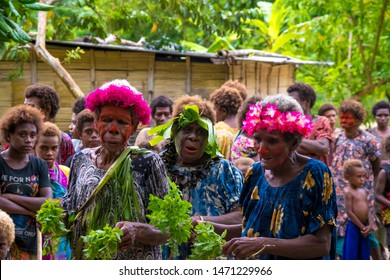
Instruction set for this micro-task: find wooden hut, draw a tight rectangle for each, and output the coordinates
[0,41,332,131]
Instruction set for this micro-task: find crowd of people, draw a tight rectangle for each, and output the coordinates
[0,79,389,260]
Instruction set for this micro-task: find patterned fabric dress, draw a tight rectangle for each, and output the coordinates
[330,130,381,237]
[240,159,337,260]
[230,130,258,162]
[61,147,168,260]
[58,131,75,165]
[304,116,333,166]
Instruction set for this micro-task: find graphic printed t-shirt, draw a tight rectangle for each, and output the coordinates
[0,155,50,253]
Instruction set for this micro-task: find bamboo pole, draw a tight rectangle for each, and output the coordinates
[36,224,42,260]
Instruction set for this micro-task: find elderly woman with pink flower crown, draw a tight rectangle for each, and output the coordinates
[61,80,169,260]
[198,94,338,260]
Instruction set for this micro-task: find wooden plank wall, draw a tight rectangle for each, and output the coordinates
[229,61,296,97]
[0,44,295,132]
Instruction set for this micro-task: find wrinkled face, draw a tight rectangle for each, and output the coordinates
[175,122,208,166]
[0,231,10,260]
[69,113,77,137]
[97,106,137,152]
[339,112,360,131]
[154,107,172,126]
[253,129,291,170]
[8,123,37,155]
[323,109,337,129]
[35,135,59,169]
[80,121,101,149]
[347,166,366,189]
[375,108,390,128]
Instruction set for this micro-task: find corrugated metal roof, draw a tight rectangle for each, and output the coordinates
[46,40,334,66]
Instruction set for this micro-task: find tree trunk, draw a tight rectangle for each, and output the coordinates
[31,1,84,98]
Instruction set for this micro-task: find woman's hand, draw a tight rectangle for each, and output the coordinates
[191,215,204,227]
[222,237,270,259]
[115,221,137,250]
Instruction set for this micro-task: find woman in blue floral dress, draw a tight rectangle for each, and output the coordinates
[151,95,244,259]
[330,99,382,259]
[197,94,338,260]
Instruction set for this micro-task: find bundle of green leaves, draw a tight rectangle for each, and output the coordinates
[189,222,227,260]
[77,147,148,233]
[36,199,68,255]
[82,224,123,260]
[147,179,193,256]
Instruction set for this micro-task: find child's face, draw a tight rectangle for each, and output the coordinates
[347,166,366,188]
[80,122,100,149]
[35,135,59,169]
[0,231,11,260]
[8,123,37,155]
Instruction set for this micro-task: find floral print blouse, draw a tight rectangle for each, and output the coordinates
[161,142,243,216]
[240,159,337,259]
[230,131,258,162]
[331,131,381,237]
[330,130,381,237]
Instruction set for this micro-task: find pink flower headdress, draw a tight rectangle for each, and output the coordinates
[242,102,313,137]
[85,79,151,125]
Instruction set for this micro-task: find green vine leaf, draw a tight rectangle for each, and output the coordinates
[189,222,227,260]
[36,199,69,256]
[82,224,123,260]
[147,179,193,256]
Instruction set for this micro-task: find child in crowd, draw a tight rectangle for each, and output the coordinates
[35,122,69,198]
[64,109,101,166]
[0,210,15,260]
[68,97,86,153]
[35,121,71,260]
[342,159,372,260]
[75,109,100,151]
[24,83,75,165]
[0,105,52,260]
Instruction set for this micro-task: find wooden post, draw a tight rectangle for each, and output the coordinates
[186,56,191,95]
[30,49,37,84]
[266,65,272,96]
[36,224,42,260]
[90,49,96,91]
[277,66,281,94]
[147,54,155,102]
